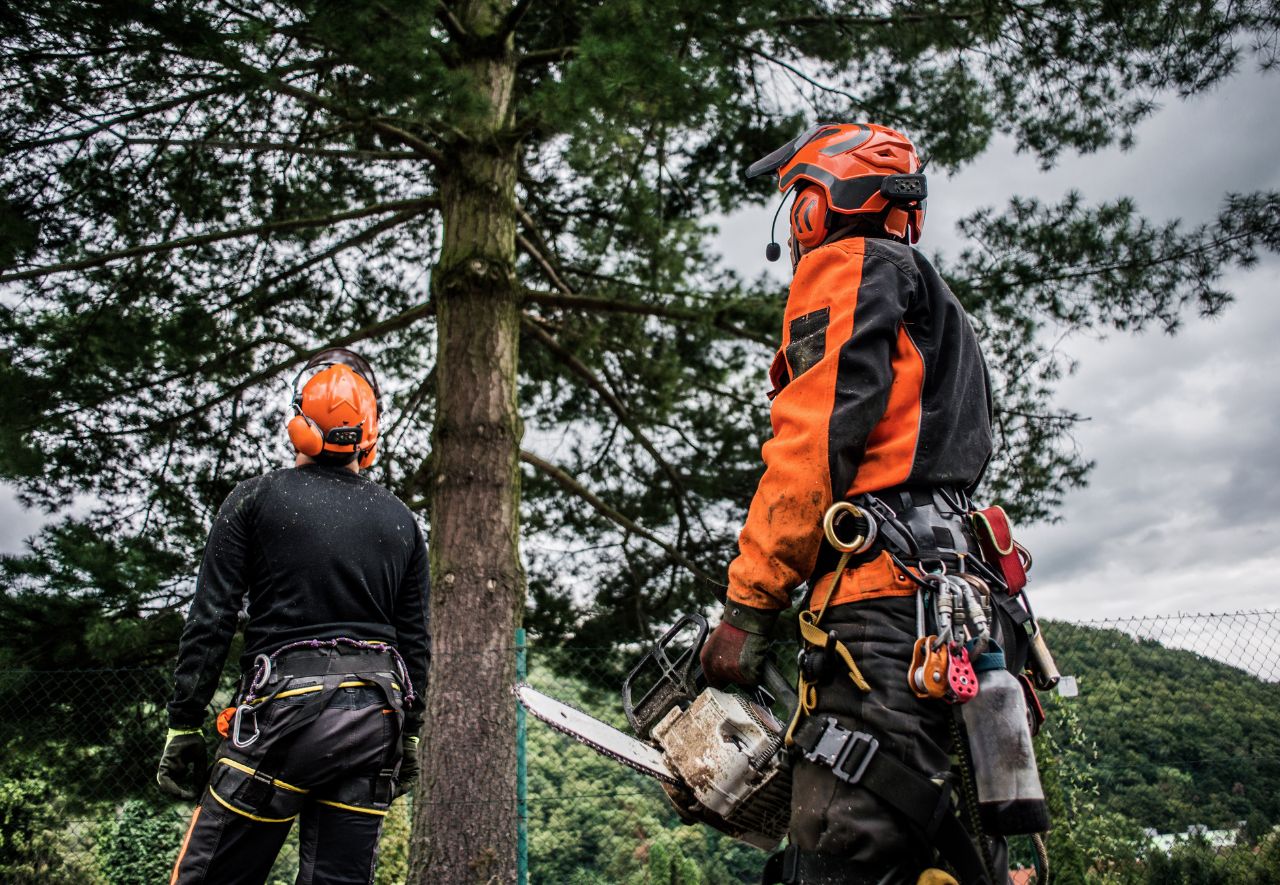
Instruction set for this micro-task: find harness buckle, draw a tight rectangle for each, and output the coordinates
[802,717,879,785]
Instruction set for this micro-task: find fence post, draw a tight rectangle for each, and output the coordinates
[515,627,528,885]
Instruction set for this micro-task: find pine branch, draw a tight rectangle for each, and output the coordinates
[523,289,773,347]
[204,53,448,162]
[521,314,693,546]
[101,298,435,437]
[773,10,981,28]
[225,209,424,309]
[6,85,232,153]
[501,0,540,35]
[518,46,577,67]
[0,197,437,284]
[123,137,420,160]
[434,2,470,42]
[745,47,867,110]
[519,450,722,590]
[517,232,575,296]
[517,209,771,345]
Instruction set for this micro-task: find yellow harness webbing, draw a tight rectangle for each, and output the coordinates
[784,503,875,746]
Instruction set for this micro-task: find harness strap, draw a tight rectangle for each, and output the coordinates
[791,717,993,885]
[785,546,871,746]
[266,649,398,680]
[233,668,403,811]
[232,678,336,810]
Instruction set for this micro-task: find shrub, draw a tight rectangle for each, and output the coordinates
[95,799,188,885]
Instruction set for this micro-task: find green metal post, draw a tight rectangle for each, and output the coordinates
[515,627,528,885]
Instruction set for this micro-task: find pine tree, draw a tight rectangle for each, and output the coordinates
[2,2,1278,880]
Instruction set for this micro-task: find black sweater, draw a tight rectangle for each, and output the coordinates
[167,464,430,729]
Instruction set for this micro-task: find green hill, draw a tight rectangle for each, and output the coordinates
[1042,619,1280,833]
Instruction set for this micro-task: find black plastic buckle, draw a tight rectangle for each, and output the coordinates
[802,718,879,785]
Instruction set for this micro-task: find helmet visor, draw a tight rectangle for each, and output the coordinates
[746,123,840,179]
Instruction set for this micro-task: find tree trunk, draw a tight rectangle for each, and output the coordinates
[410,3,522,882]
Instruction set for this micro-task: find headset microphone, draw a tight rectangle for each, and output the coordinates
[764,192,788,262]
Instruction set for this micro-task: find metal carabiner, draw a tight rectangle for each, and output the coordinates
[231,704,260,748]
[254,653,273,687]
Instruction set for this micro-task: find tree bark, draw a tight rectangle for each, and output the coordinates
[410,2,523,882]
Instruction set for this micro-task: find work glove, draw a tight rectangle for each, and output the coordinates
[395,734,421,798]
[700,602,780,689]
[156,728,208,800]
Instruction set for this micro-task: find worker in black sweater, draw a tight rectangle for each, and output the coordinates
[157,347,430,885]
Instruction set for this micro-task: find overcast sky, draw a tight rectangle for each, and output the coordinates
[716,67,1280,624]
[3,64,1277,628]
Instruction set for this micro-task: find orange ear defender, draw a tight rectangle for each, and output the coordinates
[790,187,829,250]
[287,412,325,457]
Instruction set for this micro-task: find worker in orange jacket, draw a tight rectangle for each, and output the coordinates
[701,124,1007,885]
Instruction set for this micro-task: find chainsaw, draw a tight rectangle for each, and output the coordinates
[517,613,798,850]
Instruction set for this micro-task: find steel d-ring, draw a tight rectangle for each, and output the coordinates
[822,501,878,555]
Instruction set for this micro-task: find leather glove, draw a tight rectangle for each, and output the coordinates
[395,734,421,798]
[700,602,780,689]
[156,728,208,800]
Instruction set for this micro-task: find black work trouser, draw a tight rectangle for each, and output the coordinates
[787,596,1009,885]
[171,682,402,884]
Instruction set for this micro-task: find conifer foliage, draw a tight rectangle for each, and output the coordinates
[2,2,1278,880]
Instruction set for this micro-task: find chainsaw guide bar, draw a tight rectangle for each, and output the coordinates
[515,684,679,785]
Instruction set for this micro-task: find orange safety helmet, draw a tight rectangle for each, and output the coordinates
[286,347,382,468]
[748,122,927,259]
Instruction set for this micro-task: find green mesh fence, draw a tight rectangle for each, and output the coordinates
[1,610,1277,884]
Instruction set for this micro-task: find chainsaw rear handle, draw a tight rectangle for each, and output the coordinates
[760,660,798,712]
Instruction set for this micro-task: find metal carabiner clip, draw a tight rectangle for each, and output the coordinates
[252,653,273,689]
[231,704,260,748]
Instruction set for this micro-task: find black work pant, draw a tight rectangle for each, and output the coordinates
[787,596,1008,885]
[171,682,402,884]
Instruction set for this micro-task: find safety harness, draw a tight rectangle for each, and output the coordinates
[772,488,1030,885]
[216,638,413,818]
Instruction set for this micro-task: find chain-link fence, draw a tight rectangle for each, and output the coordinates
[2,610,1278,883]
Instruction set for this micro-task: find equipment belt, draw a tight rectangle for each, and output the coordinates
[791,717,992,885]
[241,649,399,692]
[859,486,976,569]
[271,649,396,678]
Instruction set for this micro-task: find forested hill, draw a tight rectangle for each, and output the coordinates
[1042,619,1280,834]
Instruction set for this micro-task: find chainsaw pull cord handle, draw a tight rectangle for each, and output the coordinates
[785,502,875,746]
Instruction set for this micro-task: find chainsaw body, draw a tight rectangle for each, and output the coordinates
[622,614,793,849]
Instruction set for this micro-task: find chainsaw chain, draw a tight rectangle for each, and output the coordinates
[515,683,680,785]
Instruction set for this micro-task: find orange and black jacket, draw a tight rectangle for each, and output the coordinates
[727,236,992,613]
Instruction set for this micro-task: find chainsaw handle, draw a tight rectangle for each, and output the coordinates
[623,614,709,739]
[761,660,797,713]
